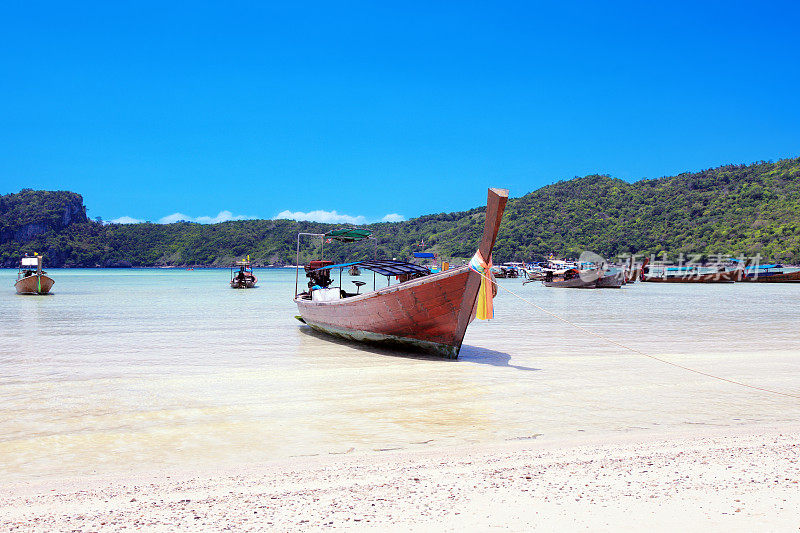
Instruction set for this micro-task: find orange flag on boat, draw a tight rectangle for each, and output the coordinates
[469,250,494,320]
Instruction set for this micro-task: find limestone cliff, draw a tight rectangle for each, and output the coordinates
[0,189,89,244]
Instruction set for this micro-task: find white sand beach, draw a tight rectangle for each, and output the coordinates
[2,424,799,531]
[3,272,800,531]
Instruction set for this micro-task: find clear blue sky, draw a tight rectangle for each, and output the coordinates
[1,1,798,224]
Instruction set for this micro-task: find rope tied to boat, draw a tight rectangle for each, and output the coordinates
[477,271,800,401]
[469,250,495,320]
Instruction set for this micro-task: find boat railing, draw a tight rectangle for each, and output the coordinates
[294,230,378,298]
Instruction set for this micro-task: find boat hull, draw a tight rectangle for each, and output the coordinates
[543,277,597,288]
[15,275,54,295]
[641,271,740,283]
[543,268,602,288]
[230,276,257,289]
[741,270,800,282]
[295,266,477,358]
[597,269,625,288]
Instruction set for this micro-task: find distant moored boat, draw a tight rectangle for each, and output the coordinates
[739,264,800,282]
[641,264,742,283]
[542,267,600,288]
[230,258,257,288]
[15,254,54,295]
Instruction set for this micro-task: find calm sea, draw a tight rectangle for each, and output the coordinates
[1,268,799,480]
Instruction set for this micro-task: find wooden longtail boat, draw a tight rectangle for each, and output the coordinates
[641,266,742,283]
[542,268,601,288]
[294,188,508,358]
[15,255,54,295]
[230,259,257,288]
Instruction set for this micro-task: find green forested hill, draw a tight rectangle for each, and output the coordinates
[0,189,87,246]
[2,157,800,267]
[495,157,800,262]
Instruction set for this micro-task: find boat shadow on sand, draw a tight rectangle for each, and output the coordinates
[297,327,539,371]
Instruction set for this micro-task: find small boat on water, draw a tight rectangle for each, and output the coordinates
[294,188,508,358]
[348,264,361,276]
[230,258,257,288]
[739,264,800,282]
[491,265,519,278]
[542,267,600,288]
[15,254,54,295]
[502,263,525,278]
[523,263,547,281]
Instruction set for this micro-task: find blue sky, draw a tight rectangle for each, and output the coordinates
[1,2,798,224]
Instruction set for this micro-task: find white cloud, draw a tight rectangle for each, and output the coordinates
[274,209,407,224]
[110,209,402,226]
[158,211,256,224]
[158,212,193,224]
[109,216,144,224]
[274,209,368,225]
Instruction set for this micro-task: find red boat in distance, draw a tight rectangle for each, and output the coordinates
[294,188,508,358]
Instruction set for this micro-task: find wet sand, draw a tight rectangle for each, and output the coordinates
[2,424,799,531]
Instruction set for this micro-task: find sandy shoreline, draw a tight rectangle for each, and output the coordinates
[2,424,799,531]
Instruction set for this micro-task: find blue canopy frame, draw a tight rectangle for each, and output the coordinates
[309,259,431,278]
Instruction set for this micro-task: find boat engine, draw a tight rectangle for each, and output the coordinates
[305,260,334,289]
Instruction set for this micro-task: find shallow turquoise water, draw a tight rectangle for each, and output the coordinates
[1,268,799,479]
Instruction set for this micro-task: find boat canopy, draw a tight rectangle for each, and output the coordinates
[413,252,435,258]
[326,228,372,242]
[309,259,432,277]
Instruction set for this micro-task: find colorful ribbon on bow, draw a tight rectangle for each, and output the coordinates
[469,250,494,320]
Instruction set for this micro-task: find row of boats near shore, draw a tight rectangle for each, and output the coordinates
[492,258,800,288]
[12,187,800,360]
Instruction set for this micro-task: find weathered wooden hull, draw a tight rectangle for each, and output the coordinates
[596,276,624,288]
[15,275,54,295]
[596,268,625,288]
[543,268,602,288]
[740,270,800,282]
[296,266,479,358]
[295,188,508,358]
[543,277,597,288]
[641,271,740,283]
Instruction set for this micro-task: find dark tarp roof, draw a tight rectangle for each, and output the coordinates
[309,259,432,277]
